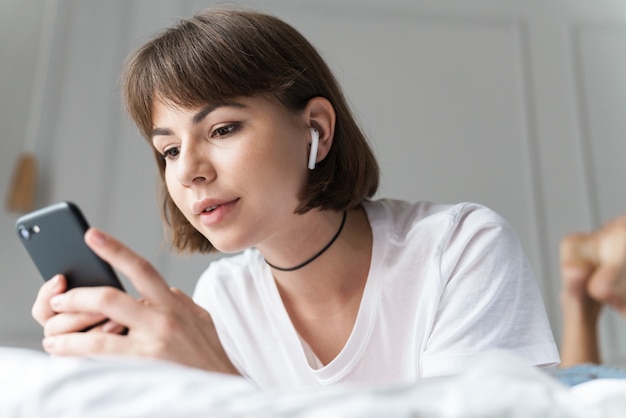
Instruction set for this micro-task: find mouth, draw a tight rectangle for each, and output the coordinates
[193,198,239,216]
[194,198,239,227]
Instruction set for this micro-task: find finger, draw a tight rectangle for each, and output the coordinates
[560,262,595,297]
[101,320,128,335]
[588,265,626,307]
[32,275,67,325]
[560,233,598,266]
[84,228,171,302]
[50,286,152,330]
[596,222,626,267]
[42,331,129,357]
[44,311,107,337]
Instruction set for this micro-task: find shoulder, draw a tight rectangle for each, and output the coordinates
[364,198,510,242]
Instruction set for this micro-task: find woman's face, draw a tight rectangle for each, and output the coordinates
[151,95,310,253]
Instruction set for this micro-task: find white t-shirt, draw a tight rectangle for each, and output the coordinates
[193,199,559,389]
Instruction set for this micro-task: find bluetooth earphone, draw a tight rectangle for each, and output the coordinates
[308,128,319,170]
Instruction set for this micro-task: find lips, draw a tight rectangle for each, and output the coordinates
[193,199,223,215]
[194,198,239,227]
[192,198,239,215]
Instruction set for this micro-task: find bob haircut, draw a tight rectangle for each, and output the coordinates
[122,8,379,253]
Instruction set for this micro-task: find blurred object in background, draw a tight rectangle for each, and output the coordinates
[5,0,58,213]
[6,152,38,213]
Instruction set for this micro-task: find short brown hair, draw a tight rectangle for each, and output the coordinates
[122,8,379,253]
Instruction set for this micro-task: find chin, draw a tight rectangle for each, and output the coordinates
[211,244,243,254]
[203,234,250,254]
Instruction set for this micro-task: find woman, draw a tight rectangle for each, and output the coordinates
[32,8,558,389]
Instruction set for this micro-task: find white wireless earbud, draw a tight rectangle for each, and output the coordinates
[308,128,319,170]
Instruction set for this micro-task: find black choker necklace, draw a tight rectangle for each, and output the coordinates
[265,211,347,272]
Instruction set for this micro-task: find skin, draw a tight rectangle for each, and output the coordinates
[154,95,328,257]
[559,214,626,367]
[33,230,238,374]
[32,95,374,370]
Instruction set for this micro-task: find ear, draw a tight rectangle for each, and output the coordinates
[303,97,336,166]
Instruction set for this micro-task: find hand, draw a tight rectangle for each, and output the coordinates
[32,274,114,334]
[587,215,626,313]
[559,232,602,320]
[39,228,239,375]
[560,215,626,314]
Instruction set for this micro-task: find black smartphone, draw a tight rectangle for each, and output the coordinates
[16,201,125,291]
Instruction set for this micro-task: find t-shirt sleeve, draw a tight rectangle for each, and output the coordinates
[420,204,560,377]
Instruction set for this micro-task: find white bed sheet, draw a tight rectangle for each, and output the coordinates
[1,347,625,418]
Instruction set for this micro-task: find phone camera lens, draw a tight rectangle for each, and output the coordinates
[18,226,31,240]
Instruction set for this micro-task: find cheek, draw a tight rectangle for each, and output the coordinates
[163,169,186,211]
[252,145,307,197]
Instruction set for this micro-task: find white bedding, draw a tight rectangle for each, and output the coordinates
[1,347,625,418]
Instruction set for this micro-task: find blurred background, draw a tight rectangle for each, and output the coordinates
[1,0,626,365]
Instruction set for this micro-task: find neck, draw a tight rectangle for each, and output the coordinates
[269,207,373,303]
[264,211,347,272]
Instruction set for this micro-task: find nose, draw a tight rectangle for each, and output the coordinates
[175,142,215,187]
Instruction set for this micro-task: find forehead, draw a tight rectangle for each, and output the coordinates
[150,94,300,129]
[151,99,239,120]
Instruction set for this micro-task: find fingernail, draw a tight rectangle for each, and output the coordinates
[89,229,107,246]
[50,275,61,291]
[50,294,64,308]
[102,321,118,333]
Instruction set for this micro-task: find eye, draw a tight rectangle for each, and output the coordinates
[161,146,180,161]
[210,123,240,139]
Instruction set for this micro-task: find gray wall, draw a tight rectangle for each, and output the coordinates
[2,0,626,365]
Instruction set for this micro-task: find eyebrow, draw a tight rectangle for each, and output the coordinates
[151,101,247,139]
